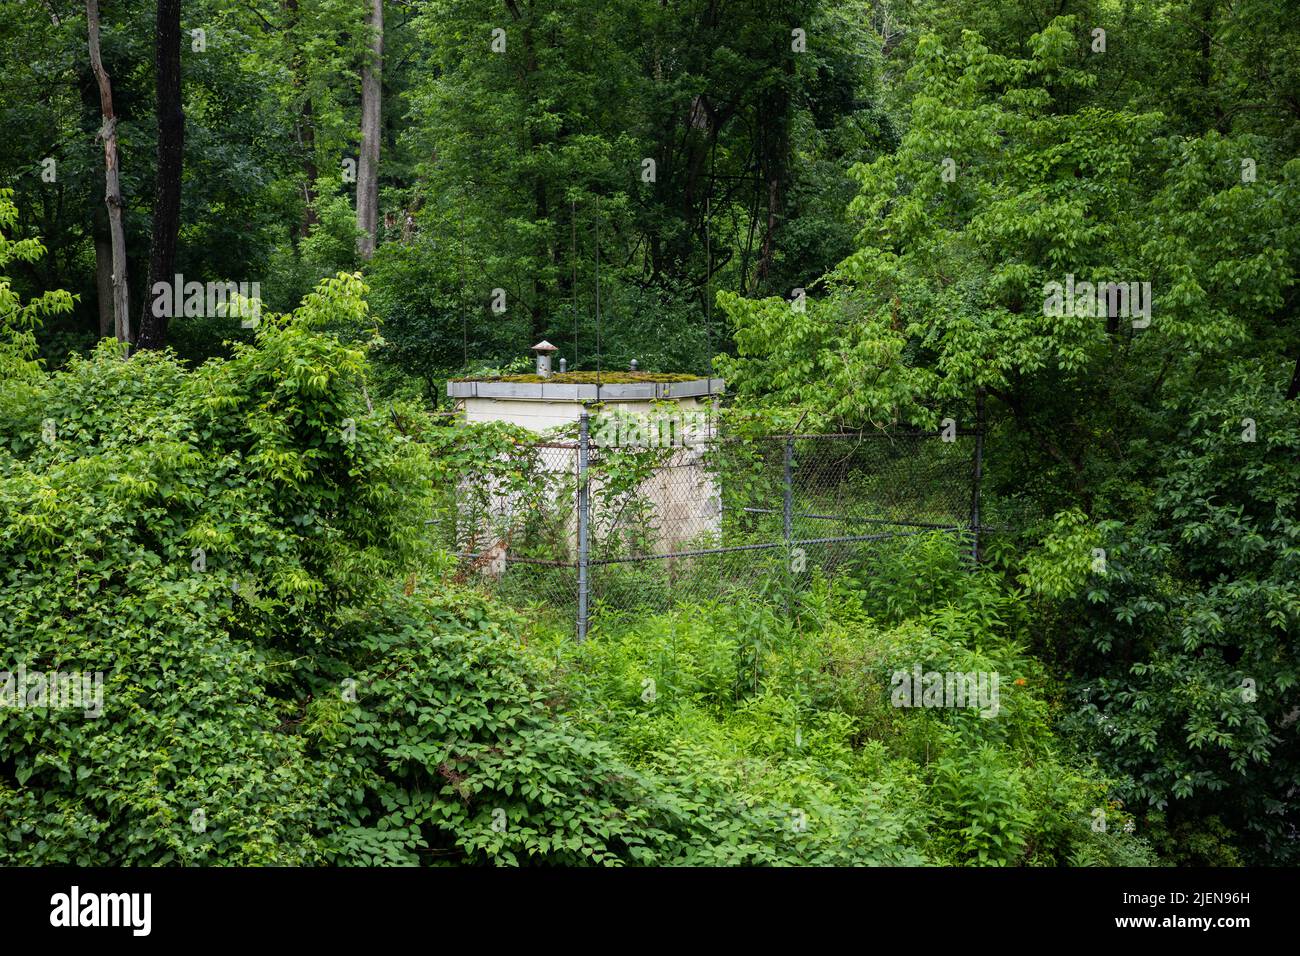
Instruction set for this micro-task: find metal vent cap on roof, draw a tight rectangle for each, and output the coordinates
[531,341,558,378]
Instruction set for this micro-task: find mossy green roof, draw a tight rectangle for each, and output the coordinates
[451,371,701,384]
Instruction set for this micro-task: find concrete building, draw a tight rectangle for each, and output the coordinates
[447,346,725,563]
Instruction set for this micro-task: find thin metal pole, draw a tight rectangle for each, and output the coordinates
[783,438,794,546]
[783,437,794,616]
[705,142,717,396]
[970,389,984,564]
[577,197,582,366]
[705,197,717,436]
[458,201,468,372]
[576,411,591,642]
[594,195,601,387]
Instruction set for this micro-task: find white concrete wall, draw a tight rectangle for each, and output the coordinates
[457,394,721,559]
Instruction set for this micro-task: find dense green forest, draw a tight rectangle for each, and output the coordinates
[0,0,1297,867]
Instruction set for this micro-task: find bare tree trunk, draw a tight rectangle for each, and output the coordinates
[356,0,383,259]
[93,202,113,339]
[79,66,113,338]
[755,173,780,283]
[135,0,184,351]
[86,0,129,344]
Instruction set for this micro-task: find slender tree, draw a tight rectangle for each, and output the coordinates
[282,0,319,242]
[356,0,383,259]
[84,0,129,343]
[136,0,184,350]
[79,67,115,339]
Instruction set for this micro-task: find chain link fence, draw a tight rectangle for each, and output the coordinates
[432,417,983,638]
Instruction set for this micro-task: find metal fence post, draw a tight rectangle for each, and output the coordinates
[970,389,984,565]
[783,438,794,547]
[576,411,591,642]
[782,438,795,616]
[780,434,790,538]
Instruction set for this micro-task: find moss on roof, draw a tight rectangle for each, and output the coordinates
[452,371,702,384]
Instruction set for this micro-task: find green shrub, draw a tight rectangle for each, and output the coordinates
[0,225,783,865]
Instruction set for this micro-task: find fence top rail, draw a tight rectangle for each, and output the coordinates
[443,429,974,450]
[712,429,975,442]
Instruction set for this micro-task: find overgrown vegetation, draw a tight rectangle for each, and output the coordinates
[0,210,1150,865]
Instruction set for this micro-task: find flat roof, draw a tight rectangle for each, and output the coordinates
[447,377,725,401]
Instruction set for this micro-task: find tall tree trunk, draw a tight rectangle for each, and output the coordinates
[299,98,319,237]
[93,202,114,339]
[285,0,318,241]
[1195,0,1227,133]
[356,0,383,259]
[85,0,129,344]
[754,55,792,286]
[81,66,113,338]
[136,0,184,351]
